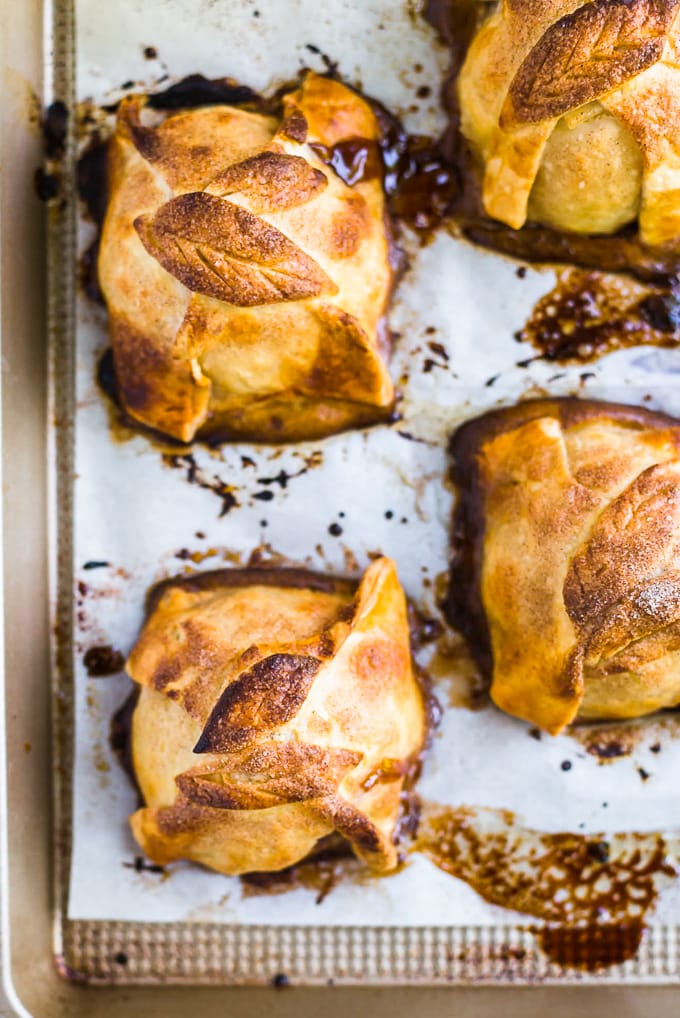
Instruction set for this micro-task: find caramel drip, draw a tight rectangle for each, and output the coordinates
[418,804,679,970]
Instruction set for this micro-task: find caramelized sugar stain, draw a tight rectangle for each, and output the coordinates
[417,804,679,970]
[240,841,361,905]
[162,453,240,517]
[570,713,680,763]
[520,269,680,364]
[425,630,488,710]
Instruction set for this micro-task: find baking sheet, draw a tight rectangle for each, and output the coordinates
[68,0,680,934]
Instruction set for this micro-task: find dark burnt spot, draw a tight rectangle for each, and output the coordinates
[328,522,343,537]
[147,74,262,110]
[83,560,110,570]
[43,100,69,158]
[162,453,240,517]
[271,973,290,989]
[83,645,125,677]
[423,357,446,373]
[114,952,128,966]
[586,739,627,761]
[587,840,610,864]
[638,767,651,782]
[427,340,449,361]
[560,760,572,772]
[252,490,275,502]
[143,45,158,59]
[110,689,140,796]
[77,135,109,226]
[407,604,443,650]
[280,109,308,143]
[34,167,59,201]
[316,632,336,659]
[538,921,644,971]
[97,348,119,404]
[123,856,165,874]
[257,467,306,489]
[80,239,104,303]
[639,288,680,332]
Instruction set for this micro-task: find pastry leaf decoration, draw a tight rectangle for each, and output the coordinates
[210,151,328,211]
[194,653,325,752]
[176,743,363,809]
[506,0,680,125]
[135,191,337,306]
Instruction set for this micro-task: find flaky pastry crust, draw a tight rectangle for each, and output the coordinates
[127,558,426,874]
[98,73,395,443]
[458,0,680,245]
[448,398,680,733]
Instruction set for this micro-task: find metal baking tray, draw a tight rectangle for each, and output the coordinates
[5,0,680,1012]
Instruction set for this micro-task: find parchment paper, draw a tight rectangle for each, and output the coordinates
[68,0,680,925]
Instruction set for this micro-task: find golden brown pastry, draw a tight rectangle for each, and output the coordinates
[98,73,396,443]
[126,558,426,875]
[458,0,680,245]
[448,399,680,733]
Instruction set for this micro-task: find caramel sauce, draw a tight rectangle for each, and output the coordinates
[309,139,382,187]
[418,804,679,970]
[370,102,457,234]
[520,269,680,363]
[308,107,456,235]
[536,921,644,970]
[109,689,141,799]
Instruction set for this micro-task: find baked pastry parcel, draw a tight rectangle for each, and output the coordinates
[126,558,427,875]
[458,0,680,245]
[448,398,680,733]
[98,72,396,443]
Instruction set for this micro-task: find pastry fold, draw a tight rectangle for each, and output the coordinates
[127,558,426,874]
[448,399,680,733]
[458,0,680,244]
[98,72,395,442]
